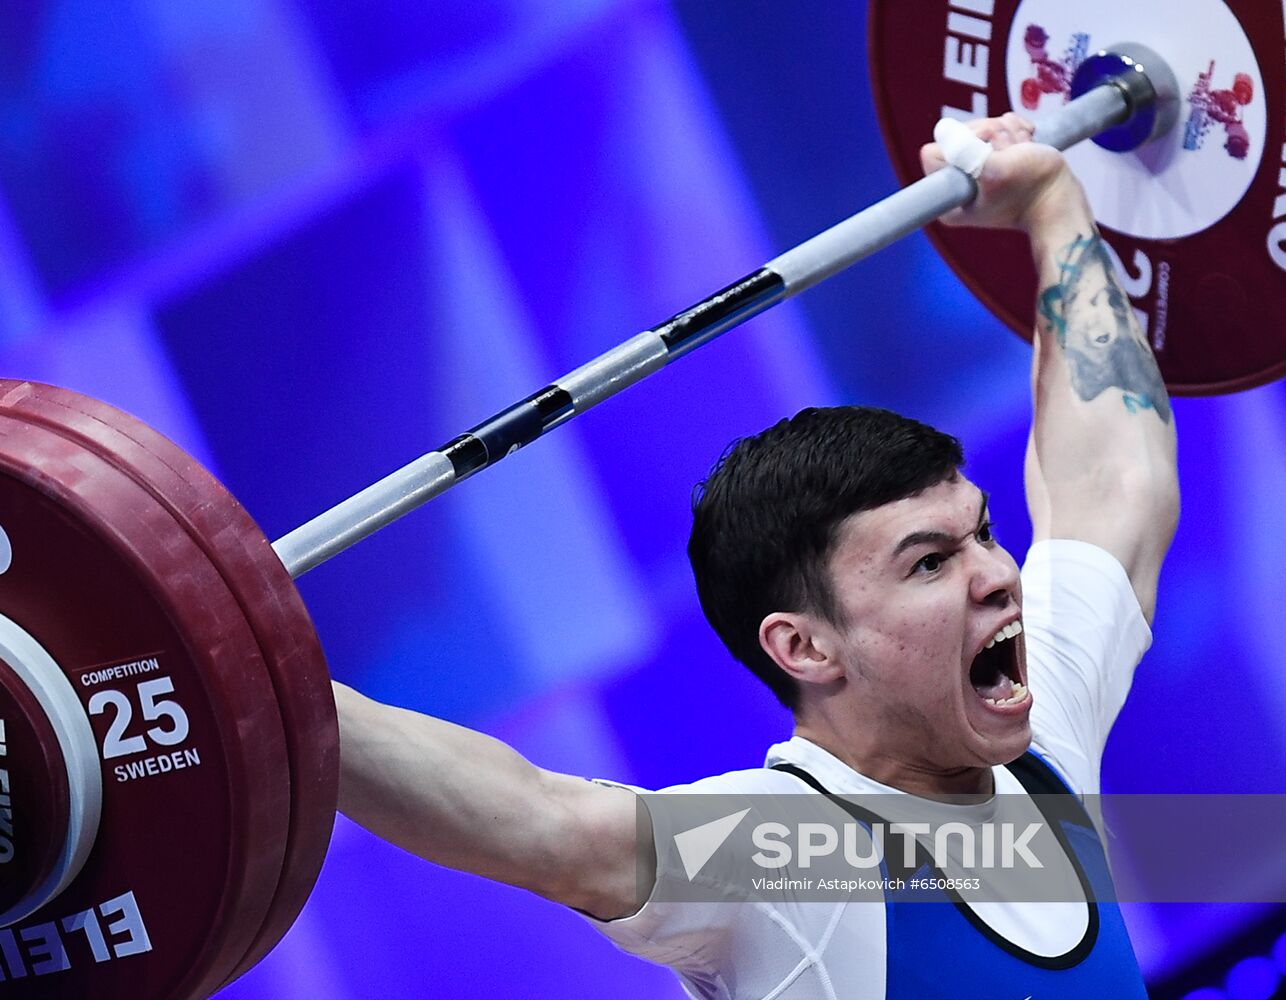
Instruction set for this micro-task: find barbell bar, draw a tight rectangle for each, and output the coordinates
[272,43,1177,581]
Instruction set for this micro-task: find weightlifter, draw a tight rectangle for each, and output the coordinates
[333,113,1178,996]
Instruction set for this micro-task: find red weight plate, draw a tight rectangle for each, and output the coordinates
[869,0,1286,394]
[0,413,290,999]
[0,659,71,923]
[0,381,339,985]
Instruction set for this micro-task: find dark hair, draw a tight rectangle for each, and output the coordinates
[688,406,964,710]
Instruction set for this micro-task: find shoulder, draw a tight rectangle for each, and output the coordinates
[1021,539,1151,653]
[585,767,888,988]
[1020,539,1152,797]
[593,766,810,798]
[1021,537,1138,593]
[661,767,819,796]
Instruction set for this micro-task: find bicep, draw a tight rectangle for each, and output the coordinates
[1028,468,1175,624]
[334,683,649,918]
[537,774,655,920]
[1025,425,1176,625]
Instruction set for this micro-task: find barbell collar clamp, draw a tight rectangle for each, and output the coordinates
[1068,42,1181,153]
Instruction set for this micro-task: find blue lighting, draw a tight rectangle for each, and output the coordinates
[1225,956,1281,1000]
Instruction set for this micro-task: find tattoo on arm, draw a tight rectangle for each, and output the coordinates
[1036,233,1172,424]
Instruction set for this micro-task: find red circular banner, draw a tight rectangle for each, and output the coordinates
[0,382,340,990]
[0,409,289,998]
[870,0,1286,394]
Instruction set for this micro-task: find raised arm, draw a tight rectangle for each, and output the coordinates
[333,681,648,920]
[923,114,1179,622]
[1021,178,1178,624]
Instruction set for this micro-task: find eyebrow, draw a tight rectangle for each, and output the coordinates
[891,490,990,560]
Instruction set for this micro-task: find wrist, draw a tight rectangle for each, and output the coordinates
[1019,169,1095,243]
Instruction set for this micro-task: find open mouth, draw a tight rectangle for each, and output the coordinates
[968,620,1028,710]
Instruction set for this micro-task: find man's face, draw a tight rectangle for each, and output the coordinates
[822,475,1031,778]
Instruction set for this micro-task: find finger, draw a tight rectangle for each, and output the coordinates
[927,115,1000,170]
[919,141,948,176]
[969,118,998,141]
[1000,112,1035,143]
[921,136,965,222]
[970,117,1016,150]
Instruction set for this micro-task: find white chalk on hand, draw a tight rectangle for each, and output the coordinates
[933,118,993,179]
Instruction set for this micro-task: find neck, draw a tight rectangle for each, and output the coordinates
[791,716,995,799]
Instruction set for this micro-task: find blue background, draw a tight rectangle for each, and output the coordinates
[1,1,1283,996]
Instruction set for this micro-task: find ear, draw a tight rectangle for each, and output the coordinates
[758,611,846,688]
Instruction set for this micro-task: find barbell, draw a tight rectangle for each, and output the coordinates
[1,2,1283,995]
[874,0,1285,393]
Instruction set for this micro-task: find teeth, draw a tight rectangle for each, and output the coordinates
[983,620,1023,649]
[984,682,1028,707]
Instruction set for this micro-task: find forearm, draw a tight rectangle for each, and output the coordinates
[920,116,1179,613]
[1023,178,1178,614]
[333,682,640,914]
